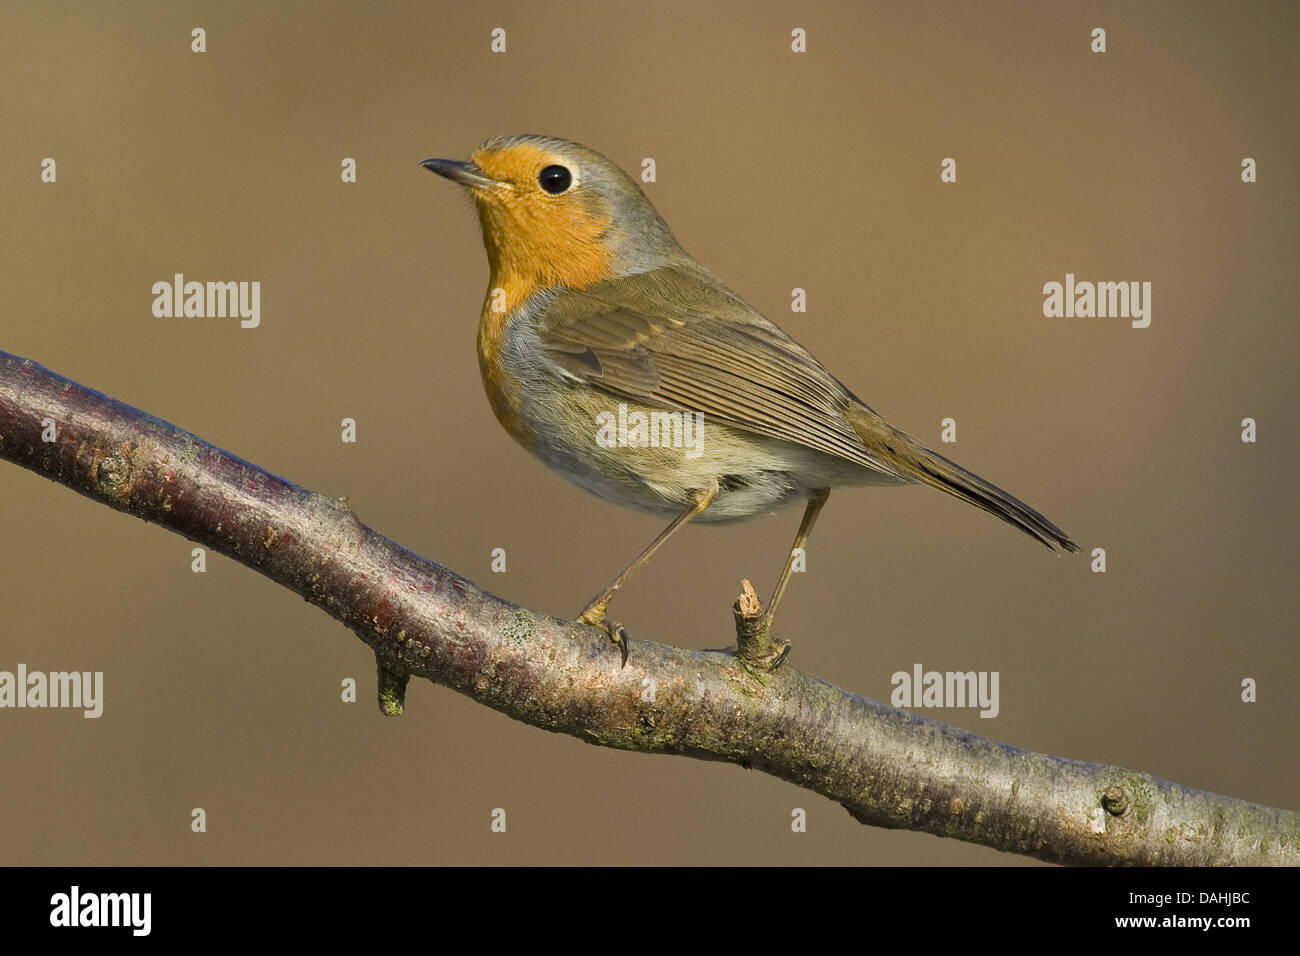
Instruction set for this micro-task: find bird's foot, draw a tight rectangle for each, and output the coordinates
[580,603,630,667]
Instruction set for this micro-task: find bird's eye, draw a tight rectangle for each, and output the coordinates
[538,164,572,194]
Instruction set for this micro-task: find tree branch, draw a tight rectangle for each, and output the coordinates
[1,350,1295,865]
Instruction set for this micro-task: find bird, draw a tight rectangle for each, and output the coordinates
[422,134,1077,665]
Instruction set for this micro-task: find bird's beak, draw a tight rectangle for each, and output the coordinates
[420,158,504,190]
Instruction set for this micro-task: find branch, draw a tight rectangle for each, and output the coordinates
[1,350,1295,865]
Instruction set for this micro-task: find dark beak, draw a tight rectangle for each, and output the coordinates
[420,158,502,190]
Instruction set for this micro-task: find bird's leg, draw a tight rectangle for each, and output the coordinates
[580,479,719,665]
[763,488,831,632]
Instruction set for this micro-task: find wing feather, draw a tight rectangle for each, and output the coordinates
[537,266,904,478]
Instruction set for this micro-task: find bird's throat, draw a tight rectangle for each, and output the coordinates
[476,201,613,315]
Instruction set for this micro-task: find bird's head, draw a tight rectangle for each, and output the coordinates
[423,135,682,299]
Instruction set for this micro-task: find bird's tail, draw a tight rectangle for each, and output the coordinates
[846,405,1078,553]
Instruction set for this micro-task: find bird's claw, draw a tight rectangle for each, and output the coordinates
[580,605,630,667]
[609,621,629,667]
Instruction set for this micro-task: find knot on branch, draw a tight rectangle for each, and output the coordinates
[1101,785,1131,817]
[376,656,411,717]
[733,579,790,675]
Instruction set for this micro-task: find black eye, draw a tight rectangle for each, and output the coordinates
[538,164,572,194]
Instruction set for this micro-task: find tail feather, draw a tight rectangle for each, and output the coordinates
[846,405,1078,553]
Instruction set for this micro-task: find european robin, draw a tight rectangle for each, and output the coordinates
[422,134,1077,664]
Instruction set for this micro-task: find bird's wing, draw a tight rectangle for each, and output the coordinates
[538,265,1078,552]
[535,265,903,477]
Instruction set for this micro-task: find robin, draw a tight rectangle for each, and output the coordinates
[422,134,1077,664]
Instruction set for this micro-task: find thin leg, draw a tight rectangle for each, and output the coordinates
[580,479,719,663]
[763,488,831,627]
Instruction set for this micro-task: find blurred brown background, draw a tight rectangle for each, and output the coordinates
[1,0,1295,865]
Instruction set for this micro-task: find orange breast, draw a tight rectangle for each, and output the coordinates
[474,230,613,452]
[477,301,534,450]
